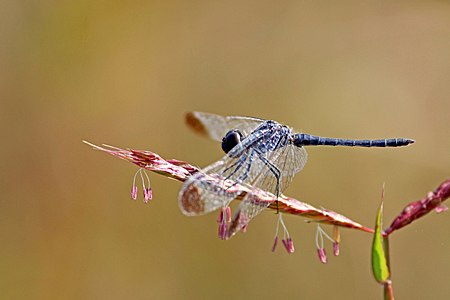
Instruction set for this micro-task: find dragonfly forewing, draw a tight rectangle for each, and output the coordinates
[186,111,264,142]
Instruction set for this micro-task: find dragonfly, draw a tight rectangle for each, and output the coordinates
[178,111,414,238]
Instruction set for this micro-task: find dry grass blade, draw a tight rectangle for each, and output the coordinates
[84,140,373,233]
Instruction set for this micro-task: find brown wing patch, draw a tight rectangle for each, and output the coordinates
[179,182,205,214]
[185,112,208,137]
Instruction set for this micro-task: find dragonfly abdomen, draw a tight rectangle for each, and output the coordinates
[293,133,414,147]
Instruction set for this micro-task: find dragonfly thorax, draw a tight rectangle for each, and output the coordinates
[222,130,244,153]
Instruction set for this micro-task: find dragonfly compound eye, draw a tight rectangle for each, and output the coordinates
[222,130,243,153]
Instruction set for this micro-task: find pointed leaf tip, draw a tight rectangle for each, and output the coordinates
[372,200,390,283]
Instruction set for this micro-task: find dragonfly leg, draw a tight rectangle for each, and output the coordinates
[256,152,281,212]
[223,152,247,179]
[224,151,255,191]
[235,150,254,182]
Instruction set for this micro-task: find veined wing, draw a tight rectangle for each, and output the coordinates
[227,142,308,237]
[185,111,265,141]
[257,139,308,194]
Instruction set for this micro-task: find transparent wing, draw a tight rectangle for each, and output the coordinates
[185,111,265,141]
[269,141,308,192]
[227,143,308,236]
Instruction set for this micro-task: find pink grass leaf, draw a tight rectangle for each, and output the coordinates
[84,141,374,233]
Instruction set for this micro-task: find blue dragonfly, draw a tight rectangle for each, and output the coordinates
[179,112,414,238]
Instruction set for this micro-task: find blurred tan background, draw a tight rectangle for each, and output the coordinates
[1,1,449,299]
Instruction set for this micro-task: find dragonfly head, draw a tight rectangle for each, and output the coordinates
[222,130,243,153]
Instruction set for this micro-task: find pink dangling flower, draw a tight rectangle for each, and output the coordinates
[317,248,327,264]
[131,185,138,200]
[130,168,153,203]
[144,187,153,203]
[272,214,295,254]
[217,207,231,240]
